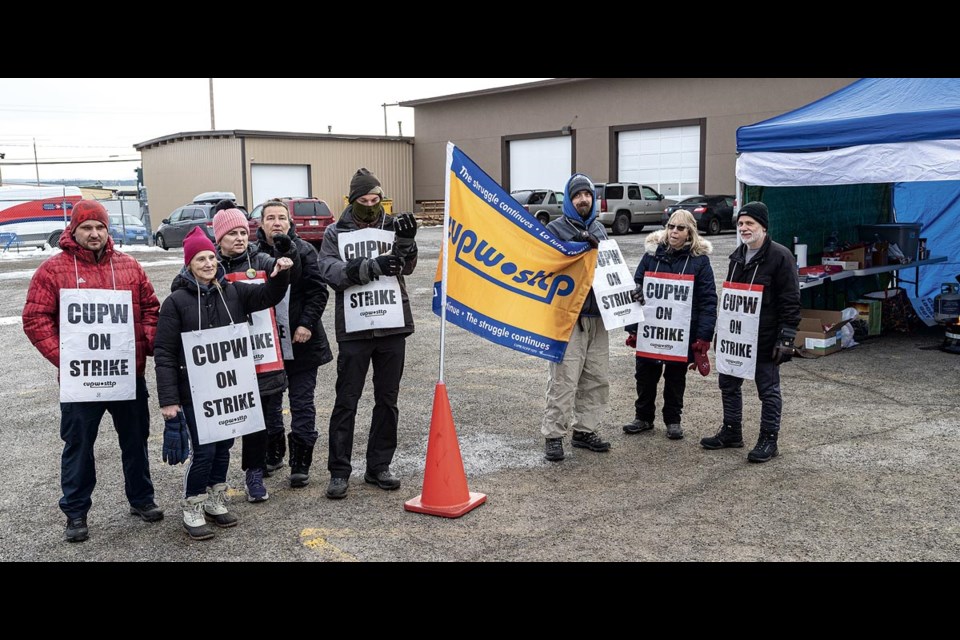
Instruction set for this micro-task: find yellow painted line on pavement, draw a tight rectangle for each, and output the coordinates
[300,528,358,561]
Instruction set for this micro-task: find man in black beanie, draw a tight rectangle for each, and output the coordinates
[317,168,419,498]
[701,201,800,463]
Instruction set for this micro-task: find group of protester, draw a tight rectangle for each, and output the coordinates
[23,168,419,542]
[540,174,800,468]
[22,167,800,544]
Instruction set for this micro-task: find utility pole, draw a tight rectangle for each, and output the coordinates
[33,139,40,186]
[382,102,399,135]
[0,152,4,186]
[209,78,216,130]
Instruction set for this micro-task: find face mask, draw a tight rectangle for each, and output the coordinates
[353,202,383,223]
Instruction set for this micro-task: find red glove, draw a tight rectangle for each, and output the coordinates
[688,339,711,376]
[625,332,637,349]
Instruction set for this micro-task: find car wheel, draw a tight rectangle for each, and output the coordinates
[536,213,550,226]
[612,212,631,235]
[707,216,721,235]
[156,234,167,250]
[46,230,62,249]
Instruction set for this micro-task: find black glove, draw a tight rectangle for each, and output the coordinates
[630,285,645,306]
[772,327,798,364]
[395,213,418,239]
[373,254,402,277]
[271,233,293,256]
[162,411,190,465]
[578,229,600,249]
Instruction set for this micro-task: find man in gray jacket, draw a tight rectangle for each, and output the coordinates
[317,168,418,499]
[541,173,611,462]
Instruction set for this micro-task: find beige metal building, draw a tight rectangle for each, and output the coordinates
[401,78,858,204]
[134,130,414,233]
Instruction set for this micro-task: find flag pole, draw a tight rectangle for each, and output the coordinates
[438,142,454,384]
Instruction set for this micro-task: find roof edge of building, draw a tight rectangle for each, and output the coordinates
[399,78,590,107]
[134,129,413,151]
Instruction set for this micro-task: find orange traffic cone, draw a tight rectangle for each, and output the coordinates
[404,382,486,518]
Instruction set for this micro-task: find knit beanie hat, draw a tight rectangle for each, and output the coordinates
[737,201,769,230]
[348,168,384,204]
[567,174,594,199]
[212,205,249,244]
[69,200,109,232]
[183,226,216,265]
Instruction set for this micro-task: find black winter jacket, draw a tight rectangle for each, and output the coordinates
[216,244,296,396]
[629,230,718,362]
[724,236,801,363]
[317,207,417,343]
[256,226,333,371]
[154,265,291,408]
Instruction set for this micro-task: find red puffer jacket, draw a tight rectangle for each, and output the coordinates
[22,232,159,376]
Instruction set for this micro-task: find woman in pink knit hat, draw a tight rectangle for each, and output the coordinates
[211,200,300,504]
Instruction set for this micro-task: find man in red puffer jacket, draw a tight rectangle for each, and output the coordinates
[23,200,162,543]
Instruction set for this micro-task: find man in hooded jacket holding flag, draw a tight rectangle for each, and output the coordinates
[540,174,612,462]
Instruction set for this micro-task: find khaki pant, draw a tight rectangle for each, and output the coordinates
[541,316,609,438]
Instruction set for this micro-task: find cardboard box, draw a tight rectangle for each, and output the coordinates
[823,246,866,269]
[822,258,859,270]
[796,308,854,357]
[852,299,882,336]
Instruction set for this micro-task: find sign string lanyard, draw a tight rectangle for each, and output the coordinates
[195,280,236,337]
[73,255,116,290]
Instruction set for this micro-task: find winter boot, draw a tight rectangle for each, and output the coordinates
[544,437,565,461]
[265,430,286,476]
[623,418,654,434]
[666,423,684,440]
[64,516,89,543]
[204,483,238,528]
[747,430,779,463]
[181,495,214,540]
[572,430,611,452]
[700,423,744,449]
[288,434,314,488]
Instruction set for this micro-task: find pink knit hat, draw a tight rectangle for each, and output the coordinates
[183,226,216,265]
[212,208,249,244]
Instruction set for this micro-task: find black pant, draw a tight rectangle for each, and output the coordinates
[327,335,405,479]
[59,377,155,518]
[183,404,234,497]
[718,360,783,433]
[634,358,688,424]
[264,366,319,446]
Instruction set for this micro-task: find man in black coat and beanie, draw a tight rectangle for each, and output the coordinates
[255,200,333,488]
[701,201,801,463]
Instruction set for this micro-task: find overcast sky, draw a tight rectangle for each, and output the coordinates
[0,78,548,184]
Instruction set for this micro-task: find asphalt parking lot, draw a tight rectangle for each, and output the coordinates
[1,224,958,562]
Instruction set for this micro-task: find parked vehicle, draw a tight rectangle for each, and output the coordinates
[511,189,565,225]
[0,185,82,248]
[248,197,334,248]
[108,213,150,245]
[155,192,248,250]
[662,195,737,235]
[595,182,676,235]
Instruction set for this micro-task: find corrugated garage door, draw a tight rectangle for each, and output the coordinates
[618,126,700,198]
[251,165,310,209]
[509,137,571,193]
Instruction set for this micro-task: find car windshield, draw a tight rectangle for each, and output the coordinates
[109,214,144,227]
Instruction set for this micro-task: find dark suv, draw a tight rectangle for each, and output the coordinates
[155,192,249,250]
[247,198,334,248]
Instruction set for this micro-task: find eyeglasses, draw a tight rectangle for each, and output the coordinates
[666,224,687,231]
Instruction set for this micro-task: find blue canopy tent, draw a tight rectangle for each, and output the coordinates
[735,78,960,303]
